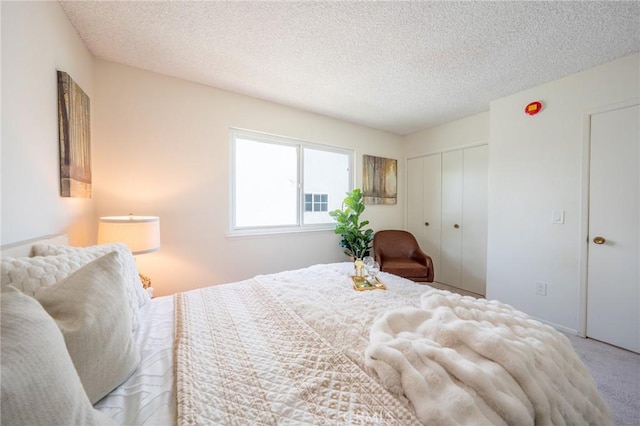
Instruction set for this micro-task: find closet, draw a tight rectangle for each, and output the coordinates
[407,145,488,295]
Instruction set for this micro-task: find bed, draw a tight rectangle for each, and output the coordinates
[1,237,612,425]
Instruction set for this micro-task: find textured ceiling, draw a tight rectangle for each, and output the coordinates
[60,1,639,135]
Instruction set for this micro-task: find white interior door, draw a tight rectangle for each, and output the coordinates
[407,155,442,280]
[441,150,463,287]
[461,145,488,295]
[587,104,639,352]
[407,157,424,242]
[423,154,442,279]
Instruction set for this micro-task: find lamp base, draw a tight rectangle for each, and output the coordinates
[139,273,152,289]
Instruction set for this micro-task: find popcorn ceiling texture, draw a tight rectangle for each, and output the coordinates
[60,1,639,135]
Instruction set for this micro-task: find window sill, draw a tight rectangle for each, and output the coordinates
[226,226,335,239]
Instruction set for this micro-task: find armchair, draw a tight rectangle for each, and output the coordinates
[373,230,434,282]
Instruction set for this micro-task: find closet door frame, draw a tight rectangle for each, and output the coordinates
[406,141,488,290]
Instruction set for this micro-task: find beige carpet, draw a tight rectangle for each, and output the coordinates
[565,334,640,426]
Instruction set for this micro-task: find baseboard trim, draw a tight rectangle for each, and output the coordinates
[530,316,578,336]
[430,281,484,298]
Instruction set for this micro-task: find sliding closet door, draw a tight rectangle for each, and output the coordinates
[440,150,463,287]
[461,145,488,295]
[407,147,487,294]
[422,154,442,279]
[407,155,442,279]
[407,158,424,242]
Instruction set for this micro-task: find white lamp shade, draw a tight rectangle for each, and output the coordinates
[98,216,160,255]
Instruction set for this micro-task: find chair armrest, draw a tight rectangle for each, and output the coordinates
[424,254,434,282]
[410,249,429,265]
[411,249,435,282]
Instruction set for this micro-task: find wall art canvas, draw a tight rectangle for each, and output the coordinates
[57,70,91,198]
[363,155,397,205]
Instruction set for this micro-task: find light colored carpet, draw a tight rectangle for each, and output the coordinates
[565,334,640,426]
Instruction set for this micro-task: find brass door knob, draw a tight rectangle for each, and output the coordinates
[593,236,606,245]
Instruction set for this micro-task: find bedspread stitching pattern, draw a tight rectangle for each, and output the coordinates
[174,279,420,425]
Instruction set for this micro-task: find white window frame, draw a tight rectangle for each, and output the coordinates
[230,128,353,236]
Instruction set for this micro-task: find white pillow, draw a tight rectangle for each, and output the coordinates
[5,241,152,330]
[1,253,86,295]
[1,286,116,425]
[31,242,150,308]
[1,251,141,332]
[35,251,141,404]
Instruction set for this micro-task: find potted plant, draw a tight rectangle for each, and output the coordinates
[329,188,374,260]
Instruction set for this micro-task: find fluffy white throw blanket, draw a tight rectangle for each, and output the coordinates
[365,290,612,426]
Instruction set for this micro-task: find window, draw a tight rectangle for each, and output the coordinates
[231,129,352,233]
[304,193,328,212]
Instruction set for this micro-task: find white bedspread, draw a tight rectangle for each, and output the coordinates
[174,275,421,425]
[365,289,612,426]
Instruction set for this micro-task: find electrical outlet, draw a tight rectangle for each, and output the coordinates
[535,281,547,296]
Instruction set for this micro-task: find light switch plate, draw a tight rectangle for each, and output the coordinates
[535,281,547,296]
[551,210,565,224]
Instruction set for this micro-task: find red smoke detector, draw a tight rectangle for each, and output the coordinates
[525,101,542,116]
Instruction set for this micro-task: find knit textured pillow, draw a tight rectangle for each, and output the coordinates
[2,242,149,331]
[1,254,84,295]
[1,286,116,425]
[35,252,141,404]
[31,242,150,306]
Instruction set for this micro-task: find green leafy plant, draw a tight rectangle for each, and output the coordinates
[329,188,374,259]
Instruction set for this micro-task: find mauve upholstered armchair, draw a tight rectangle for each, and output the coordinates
[373,230,434,283]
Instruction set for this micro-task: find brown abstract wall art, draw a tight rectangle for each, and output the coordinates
[363,155,397,205]
[57,71,91,198]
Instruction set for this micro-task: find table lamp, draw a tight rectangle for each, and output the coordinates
[97,215,160,289]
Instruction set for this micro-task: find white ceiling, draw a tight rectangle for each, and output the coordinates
[60,1,639,136]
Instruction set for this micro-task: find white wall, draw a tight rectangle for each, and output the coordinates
[404,111,489,158]
[1,1,95,246]
[487,53,639,332]
[93,60,403,296]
